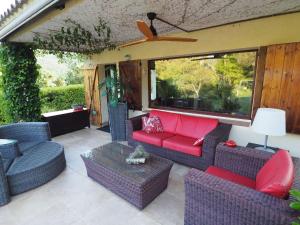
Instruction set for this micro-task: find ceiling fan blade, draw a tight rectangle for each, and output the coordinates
[154,36,197,42]
[136,20,154,39]
[119,39,148,48]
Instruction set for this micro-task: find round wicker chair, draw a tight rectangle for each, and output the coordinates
[0,122,66,206]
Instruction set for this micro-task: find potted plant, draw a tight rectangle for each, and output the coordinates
[100,66,128,141]
[289,189,300,225]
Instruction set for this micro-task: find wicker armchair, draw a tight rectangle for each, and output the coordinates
[184,143,300,225]
[0,122,66,206]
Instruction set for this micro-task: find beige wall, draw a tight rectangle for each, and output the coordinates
[89,12,300,157]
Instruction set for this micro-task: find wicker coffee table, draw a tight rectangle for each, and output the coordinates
[81,142,173,209]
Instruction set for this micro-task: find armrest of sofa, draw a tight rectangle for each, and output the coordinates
[126,113,149,140]
[201,123,232,168]
[0,153,10,206]
[214,143,272,179]
[184,169,293,225]
[0,122,51,143]
[0,139,20,160]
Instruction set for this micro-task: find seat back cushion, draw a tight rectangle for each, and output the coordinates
[256,150,295,198]
[175,114,218,139]
[149,110,179,133]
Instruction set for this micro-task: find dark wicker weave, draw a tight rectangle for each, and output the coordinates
[109,103,128,141]
[0,122,66,206]
[184,143,300,225]
[126,114,231,170]
[81,142,173,209]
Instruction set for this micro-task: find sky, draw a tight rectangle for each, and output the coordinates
[0,0,17,16]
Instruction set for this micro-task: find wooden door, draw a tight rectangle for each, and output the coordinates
[83,68,102,127]
[119,60,142,110]
[260,43,300,133]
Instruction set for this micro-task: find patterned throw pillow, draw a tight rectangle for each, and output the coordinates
[193,137,204,146]
[142,116,164,133]
[142,116,149,130]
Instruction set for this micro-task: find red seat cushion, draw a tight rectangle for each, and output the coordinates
[206,166,256,189]
[150,110,179,133]
[175,114,218,139]
[132,130,175,147]
[256,149,295,198]
[162,135,202,157]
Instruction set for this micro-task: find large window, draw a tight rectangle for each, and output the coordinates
[149,50,257,118]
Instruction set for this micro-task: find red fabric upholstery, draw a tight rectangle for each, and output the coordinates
[162,135,202,157]
[149,110,179,133]
[206,166,256,189]
[175,114,218,139]
[132,130,175,147]
[256,149,295,198]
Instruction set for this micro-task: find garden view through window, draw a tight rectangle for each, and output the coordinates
[149,51,257,118]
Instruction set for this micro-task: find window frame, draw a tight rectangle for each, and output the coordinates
[147,48,259,120]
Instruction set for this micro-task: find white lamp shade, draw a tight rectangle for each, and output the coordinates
[252,108,286,136]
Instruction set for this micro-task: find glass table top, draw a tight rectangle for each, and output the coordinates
[81,142,173,183]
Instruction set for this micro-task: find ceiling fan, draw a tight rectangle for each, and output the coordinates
[120,12,197,47]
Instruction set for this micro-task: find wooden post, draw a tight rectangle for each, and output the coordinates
[83,68,102,127]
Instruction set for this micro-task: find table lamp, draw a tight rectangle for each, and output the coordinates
[251,108,286,152]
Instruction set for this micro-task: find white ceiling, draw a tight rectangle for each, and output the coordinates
[10,0,300,45]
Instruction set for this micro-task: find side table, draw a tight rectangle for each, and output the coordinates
[246,142,279,153]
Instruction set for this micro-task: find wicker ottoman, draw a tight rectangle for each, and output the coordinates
[81,142,173,209]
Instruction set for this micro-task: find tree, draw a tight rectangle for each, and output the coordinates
[155,58,217,98]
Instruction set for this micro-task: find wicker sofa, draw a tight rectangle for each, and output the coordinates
[0,122,66,206]
[184,143,300,225]
[127,110,231,170]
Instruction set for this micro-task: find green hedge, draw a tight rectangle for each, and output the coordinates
[40,84,85,113]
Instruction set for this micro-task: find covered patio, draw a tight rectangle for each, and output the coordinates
[1,1,300,225]
[0,127,187,225]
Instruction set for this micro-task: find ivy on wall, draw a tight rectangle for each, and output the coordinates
[0,43,41,122]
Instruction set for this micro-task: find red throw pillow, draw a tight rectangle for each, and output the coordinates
[256,149,294,198]
[193,137,204,146]
[142,116,164,133]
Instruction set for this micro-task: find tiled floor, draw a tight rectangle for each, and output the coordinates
[0,127,189,225]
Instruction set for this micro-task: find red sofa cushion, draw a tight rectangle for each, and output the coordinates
[162,135,202,157]
[150,110,179,133]
[175,114,218,139]
[256,149,295,198]
[132,130,175,147]
[206,166,256,189]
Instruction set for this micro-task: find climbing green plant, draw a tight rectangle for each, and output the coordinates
[33,17,116,56]
[0,43,41,122]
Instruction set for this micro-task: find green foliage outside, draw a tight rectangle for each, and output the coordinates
[0,43,41,122]
[36,51,85,88]
[40,84,85,113]
[153,52,256,116]
[0,84,85,124]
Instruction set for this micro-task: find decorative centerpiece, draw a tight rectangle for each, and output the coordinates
[72,104,84,111]
[126,145,150,165]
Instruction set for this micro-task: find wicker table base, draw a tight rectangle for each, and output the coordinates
[81,142,173,209]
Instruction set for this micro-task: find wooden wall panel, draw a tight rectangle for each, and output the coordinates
[252,47,267,118]
[83,68,102,127]
[260,42,300,133]
[119,60,142,110]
